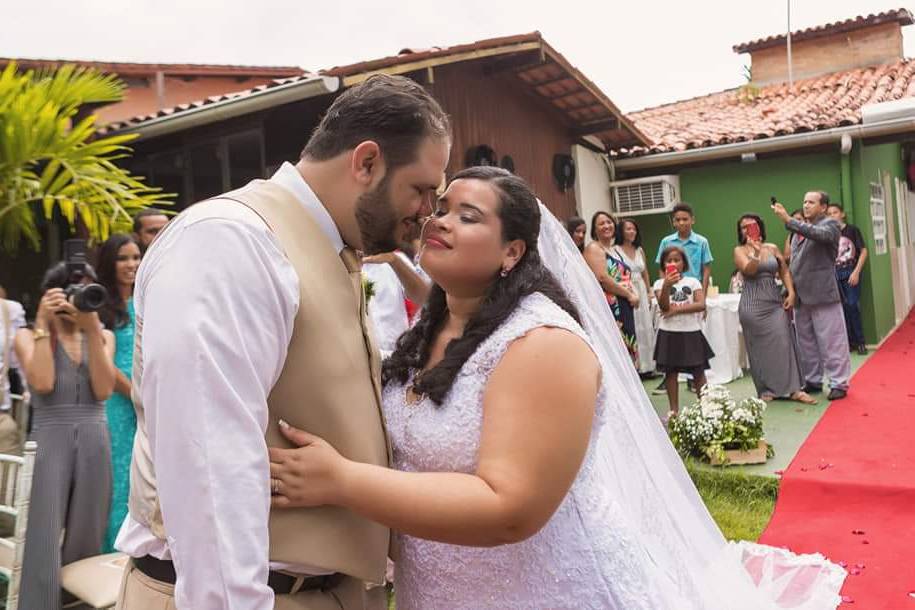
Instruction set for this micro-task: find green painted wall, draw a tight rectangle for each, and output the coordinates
[850,142,903,343]
[636,151,841,290]
[631,147,900,343]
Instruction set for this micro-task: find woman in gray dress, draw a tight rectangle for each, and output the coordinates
[14,262,115,609]
[733,214,816,404]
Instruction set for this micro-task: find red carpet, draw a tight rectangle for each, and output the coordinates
[759,310,915,609]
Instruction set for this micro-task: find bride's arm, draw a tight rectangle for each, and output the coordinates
[270,327,599,547]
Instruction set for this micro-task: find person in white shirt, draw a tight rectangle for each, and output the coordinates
[363,251,431,356]
[0,295,25,455]
[652,246,715,418]
[115,74,451,610]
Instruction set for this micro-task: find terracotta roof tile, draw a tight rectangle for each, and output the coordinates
[98,73,326,133]
[733,9,913,53]
[621,58,915,156]
[0,57,305,78]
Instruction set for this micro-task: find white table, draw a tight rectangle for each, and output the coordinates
[701,293,746,384]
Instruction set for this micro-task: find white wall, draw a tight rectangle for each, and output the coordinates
[572,144,612,232]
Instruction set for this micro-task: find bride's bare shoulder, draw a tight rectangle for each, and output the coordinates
[497,326,599,388]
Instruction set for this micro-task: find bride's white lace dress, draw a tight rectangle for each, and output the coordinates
[383,293,845,610]
[384,293,663,609]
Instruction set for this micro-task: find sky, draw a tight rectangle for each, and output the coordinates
[3,0,914,112]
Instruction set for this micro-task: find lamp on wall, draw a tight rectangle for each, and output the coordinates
[552,153,575,192]
[465,145,497,168]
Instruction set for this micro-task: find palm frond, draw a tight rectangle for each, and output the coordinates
[0,61,172,253]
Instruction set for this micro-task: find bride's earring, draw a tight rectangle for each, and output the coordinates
[500,267,509,278]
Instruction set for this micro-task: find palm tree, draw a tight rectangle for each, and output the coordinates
[0,61,171,253]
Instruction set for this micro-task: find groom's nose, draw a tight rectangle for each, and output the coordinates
[418,192,435,219]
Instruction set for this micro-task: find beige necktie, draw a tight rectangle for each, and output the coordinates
[340,247,383,400]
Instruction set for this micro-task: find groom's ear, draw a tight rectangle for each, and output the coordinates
[502,239,527,271]
[351,140,383,187]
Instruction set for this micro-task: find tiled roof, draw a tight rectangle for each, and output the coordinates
[621,58,915,156]
[0,57,304,78]
[98,74,327,133]
[733,9,913,54]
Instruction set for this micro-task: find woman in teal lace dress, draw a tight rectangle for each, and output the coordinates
[97,233,142,552]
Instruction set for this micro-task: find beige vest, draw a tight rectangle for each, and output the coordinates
[128,180,390,584]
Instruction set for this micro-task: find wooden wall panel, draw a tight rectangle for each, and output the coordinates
[429,62,579,220]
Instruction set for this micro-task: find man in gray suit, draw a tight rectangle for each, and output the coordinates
[773,191,851,400]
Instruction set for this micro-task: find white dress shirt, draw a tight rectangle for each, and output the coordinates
[363,254,411,357]
[1,299,25,411]
[116,163,342,610]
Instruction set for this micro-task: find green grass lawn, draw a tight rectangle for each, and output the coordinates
[685,459,778,541]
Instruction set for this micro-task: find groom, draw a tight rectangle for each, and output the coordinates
[116,75,451,609]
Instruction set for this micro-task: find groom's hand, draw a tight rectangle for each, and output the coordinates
[268,420,349,509]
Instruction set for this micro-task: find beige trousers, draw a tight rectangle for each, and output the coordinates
[0,411,22,456]
[0,412,22,535]
[116,560,387,610]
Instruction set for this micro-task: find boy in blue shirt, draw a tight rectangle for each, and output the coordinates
[655,202,713,295]
[652,202,713,394]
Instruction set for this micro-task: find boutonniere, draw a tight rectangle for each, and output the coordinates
[361,273,376,305]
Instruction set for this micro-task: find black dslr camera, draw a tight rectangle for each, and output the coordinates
[62,239,108,312]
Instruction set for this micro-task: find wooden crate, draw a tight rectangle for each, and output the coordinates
[708,440,768,466]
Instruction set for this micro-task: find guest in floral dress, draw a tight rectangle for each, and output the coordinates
[97,233,141,552]
[584,211,639,365]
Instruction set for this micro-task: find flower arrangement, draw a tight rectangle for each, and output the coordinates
[668,384,774,465]
[361,273,376,305]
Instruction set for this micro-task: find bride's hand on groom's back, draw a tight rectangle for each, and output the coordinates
[268,420,350,509]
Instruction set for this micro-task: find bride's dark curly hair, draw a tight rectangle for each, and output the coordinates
[382,166,580,404]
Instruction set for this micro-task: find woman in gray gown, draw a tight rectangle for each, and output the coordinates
[733,214,816,404]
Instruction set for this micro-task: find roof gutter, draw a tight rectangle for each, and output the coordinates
[110,75,340,140]
[613,115,915,171]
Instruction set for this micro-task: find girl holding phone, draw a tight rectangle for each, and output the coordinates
[652,246,714,419]
[733,214,815,404]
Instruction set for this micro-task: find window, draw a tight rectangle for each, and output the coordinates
[870,182,888,255]
[189,142,225,202]
[132,127,266,207]
[148,150,188,209]
[226,130,265,189]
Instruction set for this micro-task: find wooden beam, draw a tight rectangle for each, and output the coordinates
[528,74,576,89]
[570,118,619,136]
[482,51,545,76]
[575,137,607,154]
[342,41,542,86]
[541,88,587,101]
[562,101,610,114]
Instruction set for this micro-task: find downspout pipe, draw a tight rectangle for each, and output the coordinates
[839,134,854,224]
[613,115,915,171]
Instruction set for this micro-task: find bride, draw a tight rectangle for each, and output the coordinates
[268,166,845,609]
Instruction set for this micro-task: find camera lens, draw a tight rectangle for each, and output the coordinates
[72,283,108,312]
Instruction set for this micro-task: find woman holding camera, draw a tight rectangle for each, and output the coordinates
[734,214,815,405]
[14,262,115,610]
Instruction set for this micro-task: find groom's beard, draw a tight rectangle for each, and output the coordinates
[355,176,399,255]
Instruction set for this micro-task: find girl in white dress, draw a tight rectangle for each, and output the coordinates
[269,167,846,610]
[615,217,657,375]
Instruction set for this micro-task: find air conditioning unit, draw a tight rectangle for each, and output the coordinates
[609,175,680,216]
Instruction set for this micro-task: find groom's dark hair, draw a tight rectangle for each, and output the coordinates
[383,166,581,405]
[301,74,450,171]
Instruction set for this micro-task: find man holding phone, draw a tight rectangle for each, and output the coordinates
[772,191,850,400]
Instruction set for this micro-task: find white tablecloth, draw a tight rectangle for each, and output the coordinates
[701,294,746,384]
